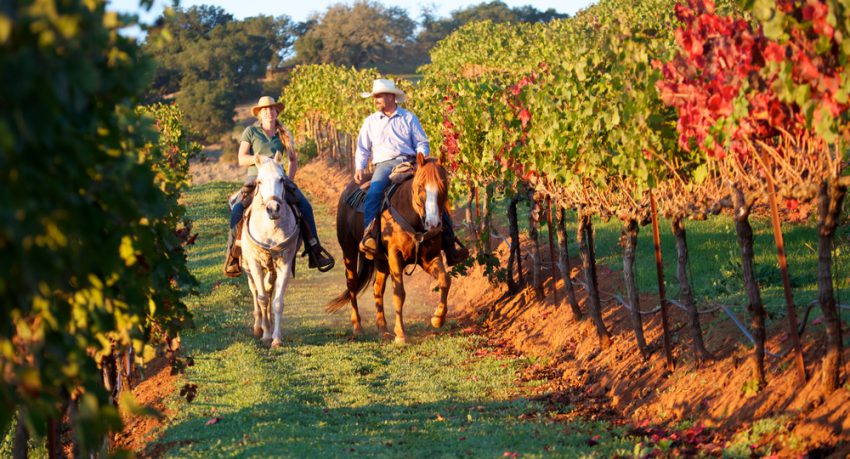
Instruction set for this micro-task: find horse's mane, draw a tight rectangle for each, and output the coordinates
[411,158,448,216]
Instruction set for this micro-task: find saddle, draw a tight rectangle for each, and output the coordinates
[345,160,416,213]
[229,179,304,275]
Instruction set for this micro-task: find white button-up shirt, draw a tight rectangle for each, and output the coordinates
[355,107,429,172]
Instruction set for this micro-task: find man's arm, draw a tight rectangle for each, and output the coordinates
[410,113,430,155]
[354,118,373,182]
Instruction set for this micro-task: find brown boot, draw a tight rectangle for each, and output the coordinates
[359,221,378,260]
[223,228,242,277]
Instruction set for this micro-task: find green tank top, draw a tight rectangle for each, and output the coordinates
[240,123,285,178]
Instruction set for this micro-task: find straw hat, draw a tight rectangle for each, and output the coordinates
[251,96,284,116]
[360,79,406,103]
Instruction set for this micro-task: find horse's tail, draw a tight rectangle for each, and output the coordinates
[325,255,375,313]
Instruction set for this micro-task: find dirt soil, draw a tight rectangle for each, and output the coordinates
[112,355,179,455]
[123,157,849,457]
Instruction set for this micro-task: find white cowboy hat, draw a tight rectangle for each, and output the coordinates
[251,96,284,116]
[360,79,406,103]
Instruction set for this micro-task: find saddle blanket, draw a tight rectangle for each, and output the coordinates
[345,161,415,213]
[345,188,368,212]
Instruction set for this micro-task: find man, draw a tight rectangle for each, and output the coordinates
[355,79,468,265]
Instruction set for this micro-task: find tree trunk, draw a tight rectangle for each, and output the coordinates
[46,416,60,459]
[622,218,649,359]
[482,185,493,254]
[12,410,28,459]
[732,186,767,389]
[816,180,847,395]
[672,215,713,361]
[577,211,611,348]
[557,207,582,319]
[466,187,479,251]
[507,195,521,292]
[527,189,544,298]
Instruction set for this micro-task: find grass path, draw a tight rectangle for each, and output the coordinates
[150,182,644,457]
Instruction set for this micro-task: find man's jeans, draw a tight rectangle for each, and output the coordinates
[362,156,410,229]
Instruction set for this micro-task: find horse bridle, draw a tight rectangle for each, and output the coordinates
[246,179,298,256]
[387,183,443,275]
[254,179,286,210]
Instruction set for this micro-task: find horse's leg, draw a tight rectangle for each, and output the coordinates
[270,258,294,348]
[343,252,363,336]
[423,255,451,328]
[245,269,263,337]
[388,251,407,344]
[261,270,275,342]
[373,267,389,336]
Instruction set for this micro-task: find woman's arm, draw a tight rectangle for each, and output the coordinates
[284,128,297,180]
[237,141,253,167]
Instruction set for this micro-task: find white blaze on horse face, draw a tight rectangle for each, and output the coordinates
[258,158,285,220]
[424,183,440,230]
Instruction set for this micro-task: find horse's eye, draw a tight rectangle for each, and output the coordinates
[279,178,285,184]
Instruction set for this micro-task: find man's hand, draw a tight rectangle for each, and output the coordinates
[354,169,364,184]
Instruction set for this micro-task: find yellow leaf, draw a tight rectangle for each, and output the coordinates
[120,235,138,266]
[0,14,11,44]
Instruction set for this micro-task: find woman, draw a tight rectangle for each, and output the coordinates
[224,96,334,276]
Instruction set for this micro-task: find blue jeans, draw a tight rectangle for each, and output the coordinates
[230,182,318,242]
[363,156,410,229]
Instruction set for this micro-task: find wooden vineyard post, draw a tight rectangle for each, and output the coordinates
[762,152,807,384]
[546,196,559,306]
[650,190,675,371]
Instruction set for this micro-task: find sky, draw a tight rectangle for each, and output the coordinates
[107,0,597,25]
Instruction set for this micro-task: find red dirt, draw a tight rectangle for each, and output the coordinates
[113,355,178,457]
[119,158,849,456]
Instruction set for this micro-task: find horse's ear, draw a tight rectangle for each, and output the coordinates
[254,153,263,168]
[416,152,426,167]
[274,151,283,165]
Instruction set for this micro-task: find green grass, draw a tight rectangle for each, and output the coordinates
[150,182,648,457]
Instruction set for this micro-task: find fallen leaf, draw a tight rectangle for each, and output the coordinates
[205,417,221,426]
[435,413,445,422]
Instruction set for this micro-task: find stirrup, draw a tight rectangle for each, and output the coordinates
[445,238,469,267]
[313,246,335,272]
[359,236,377,260]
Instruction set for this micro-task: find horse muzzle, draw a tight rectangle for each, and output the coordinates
[265,197,284,220]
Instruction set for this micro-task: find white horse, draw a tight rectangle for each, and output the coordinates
[241,152,301,348]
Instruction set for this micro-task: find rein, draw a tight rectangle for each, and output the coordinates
[387,193,442,276]
[246,186,298,257]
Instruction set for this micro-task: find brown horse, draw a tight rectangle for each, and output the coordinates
[326,153,451,343]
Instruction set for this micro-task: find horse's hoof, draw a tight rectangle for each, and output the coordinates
[253,327,263,338]
[261,337,272,345]
[394,335,407,345]
[431,316,445,328]
[271,339,284,349]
